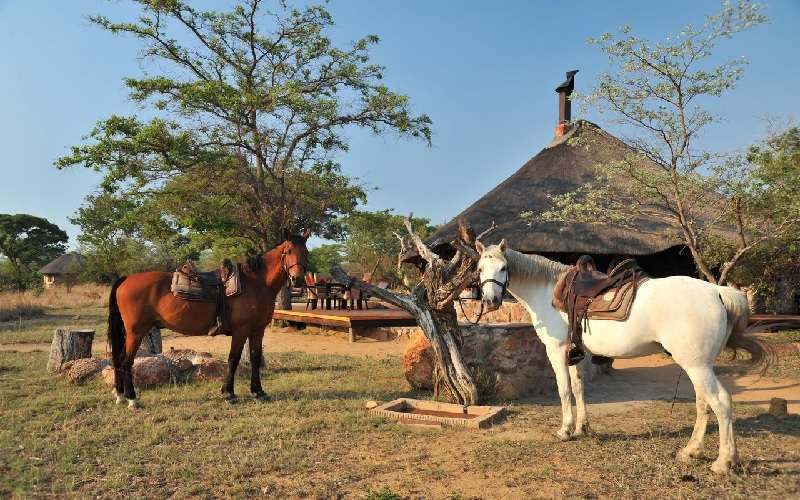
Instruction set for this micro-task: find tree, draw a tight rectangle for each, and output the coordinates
[307,243,344,274]
[0,214,68,291]
[57,0,432,291]
[523,1,796,285]
[339,210,436,285]
[332,219,486,405]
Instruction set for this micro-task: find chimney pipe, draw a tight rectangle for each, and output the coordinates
[555,69,578,137]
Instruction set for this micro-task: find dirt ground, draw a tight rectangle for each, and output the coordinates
[5,326,798,414]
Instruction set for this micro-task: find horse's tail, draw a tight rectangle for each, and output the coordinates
[108,276,128,370]
[717,285,772,373]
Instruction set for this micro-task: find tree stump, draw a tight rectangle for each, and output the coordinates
[237,338,267,376]
[47,329,94,373]
[136,328,163,357]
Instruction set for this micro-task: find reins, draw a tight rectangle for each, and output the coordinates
[458,274,509,325]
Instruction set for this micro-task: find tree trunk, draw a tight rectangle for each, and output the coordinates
[276,283,292,310]
[47,329,94,373]
[237,338,267,376]
[136,328,163,357]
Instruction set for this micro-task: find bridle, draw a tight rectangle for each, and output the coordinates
[459,269,509,325]
[281,250,306,285]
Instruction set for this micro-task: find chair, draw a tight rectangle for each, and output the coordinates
[305,272,319,310]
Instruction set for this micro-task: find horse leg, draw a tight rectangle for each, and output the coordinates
[221,334,247,403]
[545,342,575,441]
[248,331,269,400]
[683,365,737,474]
[122,331,145,410]
[568,361,591,436]
[677,395,710,462]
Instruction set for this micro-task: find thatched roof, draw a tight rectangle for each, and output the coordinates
[408,120,684,261]
[39,252,85,275]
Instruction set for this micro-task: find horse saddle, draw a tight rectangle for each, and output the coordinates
[552,255,649,365]
[170,259,242,302]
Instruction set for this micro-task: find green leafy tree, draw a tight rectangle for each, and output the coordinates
[339,210,436,285]
[307,243,344,274]
[523,1,798,285]
[57,0,431,256]
[0,214,68,291]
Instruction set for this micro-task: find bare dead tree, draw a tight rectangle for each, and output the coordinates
[331,218,481,404]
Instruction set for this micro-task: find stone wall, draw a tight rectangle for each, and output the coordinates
[455,300,531,324]
[401,323,609,400]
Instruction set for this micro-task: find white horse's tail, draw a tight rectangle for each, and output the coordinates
[717,286,771,373]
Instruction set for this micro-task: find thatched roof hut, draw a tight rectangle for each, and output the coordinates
[39,252,85,288]
[405,74,696,277]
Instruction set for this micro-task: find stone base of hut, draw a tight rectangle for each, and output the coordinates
[363,321,609,400]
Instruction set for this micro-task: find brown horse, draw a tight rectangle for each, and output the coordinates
[107,231,310,408]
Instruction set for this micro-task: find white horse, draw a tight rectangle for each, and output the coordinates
[475,240,767,474]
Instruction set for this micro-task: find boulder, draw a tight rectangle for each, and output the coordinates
[403,331,434,390]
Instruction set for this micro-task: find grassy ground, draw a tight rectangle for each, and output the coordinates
[1,348,798,499]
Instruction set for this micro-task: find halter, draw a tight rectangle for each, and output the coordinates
[280,250,305,284]
[479,276,509,299]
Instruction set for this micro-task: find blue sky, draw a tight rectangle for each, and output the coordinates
[1,0,798,248]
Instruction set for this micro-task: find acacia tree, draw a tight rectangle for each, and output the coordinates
[0,214,68,291]
[524,1,799,285]
[57,0,432,301]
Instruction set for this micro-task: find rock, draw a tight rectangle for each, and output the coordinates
[71,315,81,320]
[769,397,788,418]
[62,358,109,384]
[365,400,380,409]
[132,355,175,386]
[193,358,227,381]
[403,331,434,390]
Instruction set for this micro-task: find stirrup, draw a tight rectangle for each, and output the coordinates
[567,345,585,366]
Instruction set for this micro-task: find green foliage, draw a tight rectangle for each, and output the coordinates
[307,243,344,274]
[0,214,68,291]
[58,0,432,257]
[338,210,436,284]
[524,1,791,285]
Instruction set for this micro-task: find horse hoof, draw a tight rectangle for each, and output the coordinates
[572,423,591,438]
[677,448,701,463]
[112,390,125,405]
[556,429,572,442]
[711,458,733,475]
[127,399,142,410]
[252,392,271,401]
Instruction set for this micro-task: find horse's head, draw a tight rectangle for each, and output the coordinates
[476,238,508,312]
[279,229,311,282]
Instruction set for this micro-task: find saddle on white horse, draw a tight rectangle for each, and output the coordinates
[552,255,649,364]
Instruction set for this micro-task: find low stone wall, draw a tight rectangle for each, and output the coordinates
[400,323,609,399]
[455,300,531,324]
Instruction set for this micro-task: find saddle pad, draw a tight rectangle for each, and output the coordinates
[224,264,242,297]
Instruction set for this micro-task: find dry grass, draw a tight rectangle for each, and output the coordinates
[0,349,797,498]
[0,284,109,323]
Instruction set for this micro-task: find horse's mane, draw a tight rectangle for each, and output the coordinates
[504,248,569,283]
[245,251,264,273]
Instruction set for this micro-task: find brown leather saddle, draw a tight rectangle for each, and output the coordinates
[553,255,649,365]
[170,259,242,336]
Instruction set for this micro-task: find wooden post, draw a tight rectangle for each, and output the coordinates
[348,326,357,343]
[47,329,94,373]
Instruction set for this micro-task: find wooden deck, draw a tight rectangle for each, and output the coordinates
[272,304,416,342]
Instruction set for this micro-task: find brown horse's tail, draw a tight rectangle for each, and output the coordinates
[108,276,128,370]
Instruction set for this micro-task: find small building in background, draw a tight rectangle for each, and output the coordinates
[39,252,85,289]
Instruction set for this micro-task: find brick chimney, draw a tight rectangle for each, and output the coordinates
[554,70,578,137]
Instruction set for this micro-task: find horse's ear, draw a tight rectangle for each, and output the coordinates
[499,238,507,252]
[282,228,290,242]
[301,228,312,241]
[475,240,486,254]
